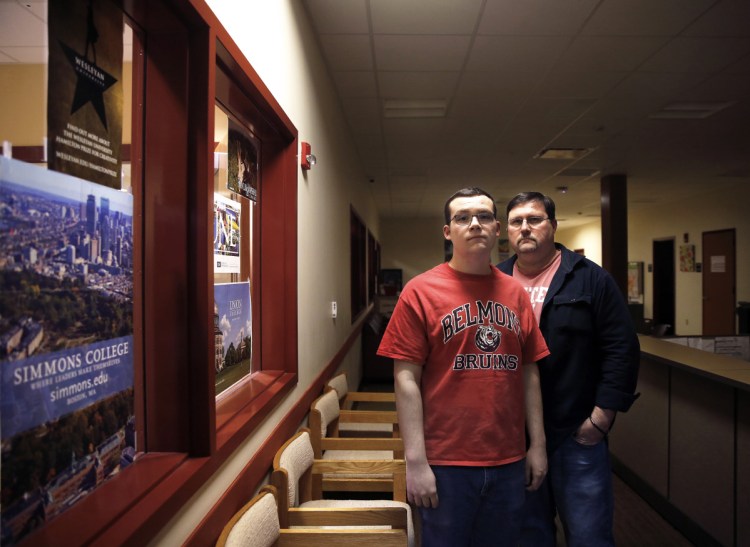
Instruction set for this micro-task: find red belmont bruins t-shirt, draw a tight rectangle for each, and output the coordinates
[377,263,549,466]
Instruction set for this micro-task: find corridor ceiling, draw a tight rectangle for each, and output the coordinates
[301,0,750,225]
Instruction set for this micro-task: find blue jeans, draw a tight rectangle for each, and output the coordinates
[520,435,614,547]
[420,460,526,547]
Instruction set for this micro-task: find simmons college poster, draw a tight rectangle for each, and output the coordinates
[214,282,252,395]
[0,158,135,544]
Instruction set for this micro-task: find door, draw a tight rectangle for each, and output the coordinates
[652,239,675,335]
[702,229,736,335]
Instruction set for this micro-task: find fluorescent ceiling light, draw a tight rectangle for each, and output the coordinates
[535,147,592,160]
[383,99,447,119]
[649,102,735,120]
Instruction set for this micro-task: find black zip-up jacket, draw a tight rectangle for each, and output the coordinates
[498,244,640,454]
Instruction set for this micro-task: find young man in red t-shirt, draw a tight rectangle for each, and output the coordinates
[377,187,549,547]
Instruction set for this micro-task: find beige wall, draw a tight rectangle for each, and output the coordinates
[0,65,47,146]
[0,63,133,148]
[556,221,602,267]
[381,183,750,337]
[380,216,446,285]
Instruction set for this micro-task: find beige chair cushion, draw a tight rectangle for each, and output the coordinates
[327,373,349,400]
[278,431,314,508]
[312,389,340,434]
[225,492,280,547]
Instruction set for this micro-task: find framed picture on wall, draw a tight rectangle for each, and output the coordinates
[627,261,644,302]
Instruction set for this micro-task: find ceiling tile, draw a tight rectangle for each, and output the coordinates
[479,0,599,35]
[340,96,381,127]
[725,54,750,73]
[378,71,459,99]
[678,71,750,102]
[536,71,627,99]
[374,35,471,71]
[0,3,47,47]
[370,0,483,35]
[582,0,716,36]
[555,36,670,72]
[518,97,598,122]
[467,36,570,72]
[639,37,750,73]
[331,70,378,98]
[304,0,369,34]
[449,71,541,120]
[319,35,373,70]
[684,0,750,37]
[354,134,386,152]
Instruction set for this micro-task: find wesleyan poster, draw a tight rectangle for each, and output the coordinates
[47,0,123,189]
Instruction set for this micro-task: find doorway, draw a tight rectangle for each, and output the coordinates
[702,229,736,335]
[652,239,675,335]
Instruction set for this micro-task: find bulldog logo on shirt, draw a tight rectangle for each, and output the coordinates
[475,324,501,352]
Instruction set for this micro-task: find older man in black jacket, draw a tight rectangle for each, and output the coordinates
[498,191,640,547]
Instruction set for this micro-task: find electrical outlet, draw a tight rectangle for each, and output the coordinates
[331,301,337,319]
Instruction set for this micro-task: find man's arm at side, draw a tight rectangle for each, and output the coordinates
[524,361,547,491]
[578,268,641,443]
[394,360,438,508]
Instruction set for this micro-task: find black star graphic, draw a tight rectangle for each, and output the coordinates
[59,40,118,130]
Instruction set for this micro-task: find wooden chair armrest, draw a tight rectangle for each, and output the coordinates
[339,410,399,424]
[287,506,407,528]
[320,437,403,451]
[344,392,396,403]
[278,529,406,546]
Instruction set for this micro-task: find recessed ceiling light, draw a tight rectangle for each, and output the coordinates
[649,101,735,120]
[535,147,592,160]
[383,99,447,119]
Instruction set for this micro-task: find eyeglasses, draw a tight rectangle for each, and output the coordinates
[507,216,550,229]
[451,211,496,226]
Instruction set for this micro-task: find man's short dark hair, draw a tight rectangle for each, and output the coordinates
[506,192,556,221]
[444,187,497,224]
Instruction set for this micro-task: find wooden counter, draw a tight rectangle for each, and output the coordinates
[609,335,750,547]
[638,335,750,391]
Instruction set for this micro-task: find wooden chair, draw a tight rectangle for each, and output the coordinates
[217,484,407,547]
[326,373,399,438]
[308,390,404,466]
[309,390,404,497]
[270,429,415,547]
